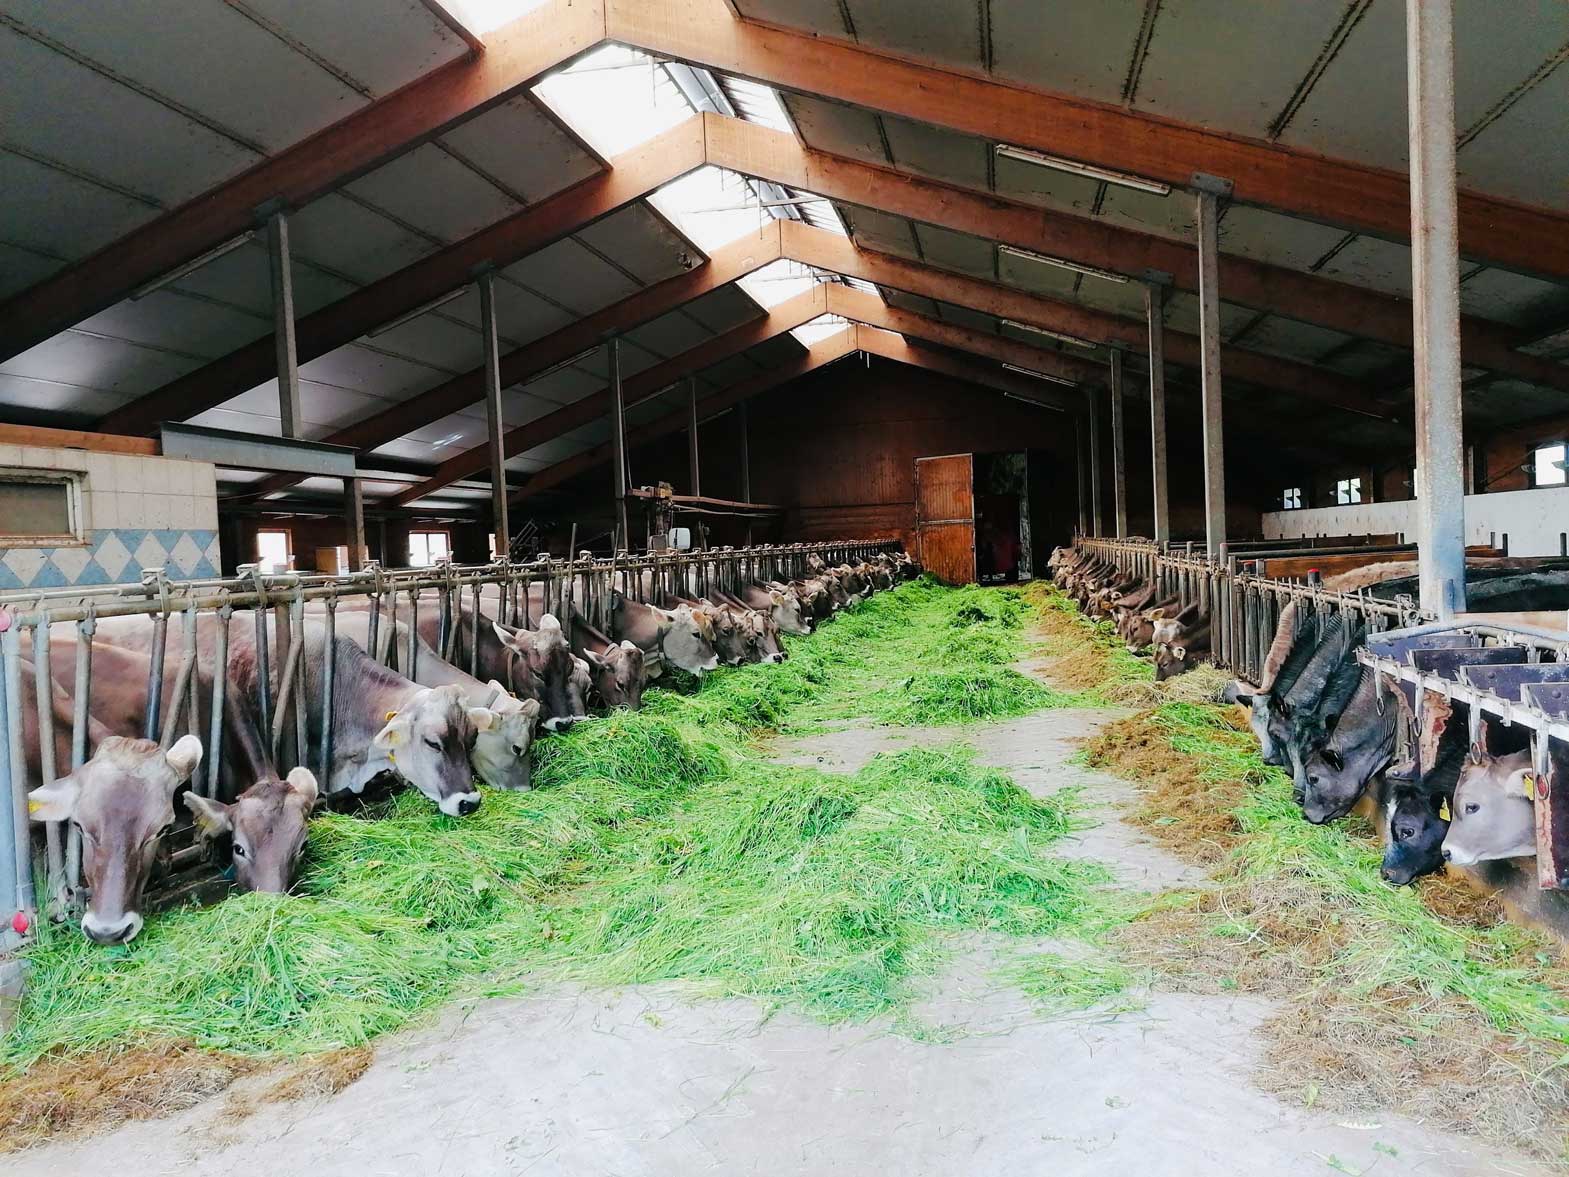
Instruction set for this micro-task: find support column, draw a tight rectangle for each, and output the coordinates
[1087,388,1103,537]
[1110,348,1128,538]
[266,209,302,439]
[1075,414,1088,537]
[478,272,510,560]
[1194,184,1228,558]
[1144,282,1171,545]
[686,376,701,497]
[607,336,629,551]
[739,398,753,546]
[1408,0,1467,617]
[344,476,366,571]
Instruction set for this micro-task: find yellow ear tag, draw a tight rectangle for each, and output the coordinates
[26,799,41,815]
[1438,799,1452,822]
[1524,772,1536,800]
[385,711,398,723]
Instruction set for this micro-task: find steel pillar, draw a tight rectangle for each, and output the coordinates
[266,209,302,439]
[686,376,701,497]
[1088,387,1103,537]
[1408,0,1467,617]
[608,336,629,551]
[344,476,366,571]
[739,398,753,546]
[1145,282,1171,544]
[1075,414,1088,537]
[1110,348,1127,538]
[1195,185,1227,558]
[478,272,510,560]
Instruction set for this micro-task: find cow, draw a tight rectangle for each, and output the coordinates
[1442,748,1538,867]
[1151,602,1212,680]
[1295,664,1394,824]
[609,593,720,676]
[27,734,204,944]
[567,612,645,710]
[415,610,584,733]
[725,582,812,635]
[184,766,319,894]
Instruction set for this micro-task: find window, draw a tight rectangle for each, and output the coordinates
[1281,487,1302,510]
[409,530,451,567]
[255,529,292,573]
[0,471,83,544]
[1533,442,1567,487]
[1335,477,1362,505]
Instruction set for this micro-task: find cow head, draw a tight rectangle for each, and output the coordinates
[582,640,645,709]
[1153,642,1190,681]
[492,615,582,732]
[1442,748,1537,866]
[659,604,720,674]
[766,584,811,635]
[28,734,203,944]
[185,766,318,894]
[1380,782,1450,885]
[750,609,787,663]
[469,686,540,791]
[697,601,749,666]
[373,684,496,816]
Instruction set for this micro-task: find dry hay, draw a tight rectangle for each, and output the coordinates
[0,1042,261,1153]
[254,1045,373,1105]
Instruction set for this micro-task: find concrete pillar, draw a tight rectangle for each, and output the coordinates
[1110,348,1127,538]
[266,209,302,439]
[608,336,629,551]
[1408,0,1468,617]
[478,273,510,561]
[1195,185,1228,559]
[1144,283,1171,545]
[1088,387,1103,537]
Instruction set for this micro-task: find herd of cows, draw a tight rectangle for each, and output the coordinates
[1051,544,1562,913]
[18,550,918,946]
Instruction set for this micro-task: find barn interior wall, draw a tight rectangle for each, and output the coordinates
[227,514,489,575]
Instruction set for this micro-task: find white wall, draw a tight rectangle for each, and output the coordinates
[1262,486,1569,558]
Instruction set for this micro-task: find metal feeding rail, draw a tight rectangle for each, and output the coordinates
[1357,621,1569,889]
[0,539,897,957]
[1076,537,1427,683]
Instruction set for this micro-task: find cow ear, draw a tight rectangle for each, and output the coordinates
[492,620,518,649]
[165,734,204,784]
[1322,748,1345,772]
[620,639,639,652]
[373,713,410,750]
[467,706,499,732]
[770,591,785,606]
[539,613,562,634]
[27,775,81,823]
[518,698,542,721]
[582,649,605,669]
[1173,645,1187,660]
[184,791,233,836]
[286,767,320,809]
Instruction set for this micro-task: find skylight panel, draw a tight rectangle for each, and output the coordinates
[436,0,549,37]
[533,46,693,158]
[792,315,850,346]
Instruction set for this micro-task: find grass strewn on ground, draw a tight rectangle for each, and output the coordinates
[0,577,1123,1141]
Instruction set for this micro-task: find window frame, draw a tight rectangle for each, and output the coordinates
[408,529,452,568]
[1532,440,1568,489]
[1334,476,1362,506]
[255,528,293,574]
[1281,487,1302,510]
[0,467,87,547]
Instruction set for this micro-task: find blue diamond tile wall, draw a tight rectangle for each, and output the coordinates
[0,445,222,590]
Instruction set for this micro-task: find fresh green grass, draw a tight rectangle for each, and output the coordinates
[3,579,1124,1068]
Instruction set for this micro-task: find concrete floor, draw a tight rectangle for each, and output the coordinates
[12,712,1552,1176]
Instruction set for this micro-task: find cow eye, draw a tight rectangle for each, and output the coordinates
[1464,802,1480,815]
[512,745,525,757]
[233,842,248,858]
[424,737,442,751]
[1396,826,1416,840]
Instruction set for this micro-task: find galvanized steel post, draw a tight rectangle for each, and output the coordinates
[1110,349,1127,538]
[1087,388,1103,537]
[1407,0,1468,618]
[1194,180,1229,559]
[686,376,701,497]
[1144,281,1171,545]
[266,208,303,439]
[608,336,629,552]
[479,271,511,561]
[1075,414,1088,537]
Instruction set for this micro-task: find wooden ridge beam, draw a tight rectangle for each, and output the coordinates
[390,284,829,506]
[238,224,786,501]
[702,116,1569,398]
[779,222,1396,422]
[610,0,1569,283]
[511,328,857,504]
[0,0,606,363]
[96,117,709,437]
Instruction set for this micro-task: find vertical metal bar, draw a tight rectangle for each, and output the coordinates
[1195,187,1227,559]
[344,477,366,572]
[320,599,336,786]
[687,375,701,497]
[470,580,481,678]
[67,612,93,892]
[30,624,63,908]
[3,628,33,925]
[479,272,511,560]
[267,209,303,439]
[290,592,307,771]
[608,336,629,551]
[1407,0,1468,618]
[206,605,230,799]
[144,611,168,741]
[1144,282,1171,544]
[739,398,753,547]
[1087,388,1102,537]
[408,591,420,681]
[1075,414,1088,536]
[160,605,197,749]
[1110,349,1127,538]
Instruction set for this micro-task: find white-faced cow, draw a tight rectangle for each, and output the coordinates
[1442,748,1538,867]
[185,766,319,894]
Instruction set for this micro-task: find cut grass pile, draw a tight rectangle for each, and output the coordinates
[1,579,1118,1122]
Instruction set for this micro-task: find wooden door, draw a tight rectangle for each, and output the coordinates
[915,453,976,585]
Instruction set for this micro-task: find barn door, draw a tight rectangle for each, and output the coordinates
[914,453,977,585]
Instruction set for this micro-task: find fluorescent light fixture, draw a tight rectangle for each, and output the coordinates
[998,244,1129,285]
[369,287,468,336]
[994,143,1172,196]
[531,346,600,382]
[1002,319,1096,349]
[129,232,256,300]
[1002,363,1076,387]
[1003,391,1066,412]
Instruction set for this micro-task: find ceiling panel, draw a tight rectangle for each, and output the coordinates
[287,194,435,286]
[361,310,484,374]
[731,0,849,33]
[1068,274,1150,319]
[238,0,468,97]
[625,309,716,360]
[843,0,982,72]
[936,302,997,335]
[503,238,642,316]
[1316,338,1410,381]
[779,94,888,165]
[440,280,578,350]
[845,207,920,257]
[1162,293,1258,341]
[1457,65,1569,215]
[299,341,449,399]
[1233,315,1356,365]
[679,285,766,335]
[574,203,693,285]
[74,290,267,360]
[1218,206,1350,272]
[0,151,159,261]
[344,143,522,243]
[1459,268,1569,330]
[1313,235,1414,301]
[0,27,258,206]
[1096,186,1194,240]
[1,330,199,396]
[0,373,126,419]
[517,364,603,405]
[883,290,940,318]
[913,224,994,278]
[989,0,1148,105]
[881,115,989,189]
[0,241,63,300]
[997,249,1079,299]
[438,97,602,205]
[1466,378,1569,429]
[993,153,1102,214]
[199,378,386,438]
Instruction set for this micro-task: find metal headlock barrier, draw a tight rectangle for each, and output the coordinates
[0,538,897,954]
[1075,537,1430,684]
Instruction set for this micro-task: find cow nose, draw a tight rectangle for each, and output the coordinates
[1441,847,1453,861]
[457,795,481,816]
[82,911,143,944]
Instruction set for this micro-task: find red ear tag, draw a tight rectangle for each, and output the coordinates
[0,608,11,634]
[12,910,29,935]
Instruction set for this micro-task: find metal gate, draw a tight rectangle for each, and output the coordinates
[915,453,976,585]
